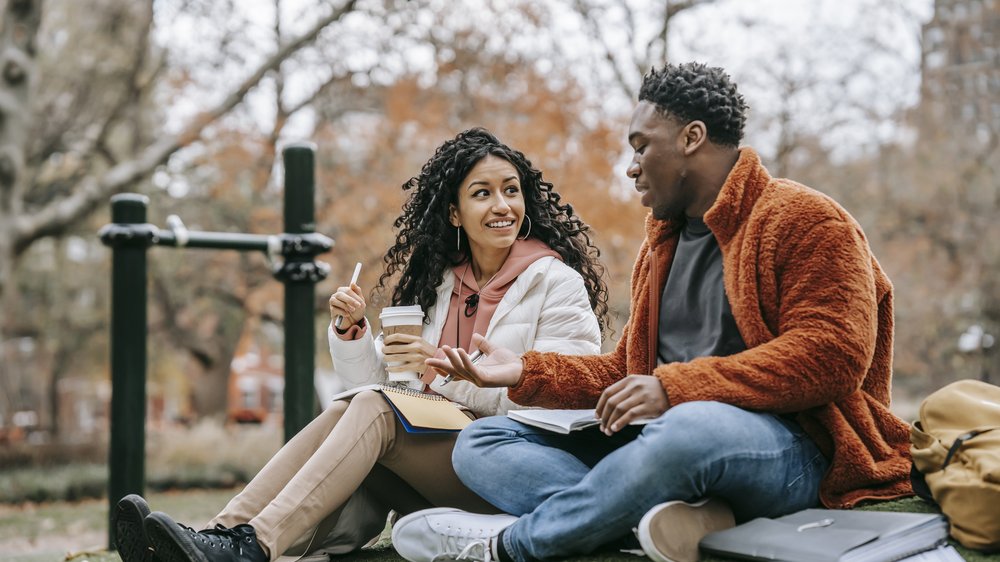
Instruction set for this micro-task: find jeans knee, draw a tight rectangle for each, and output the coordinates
[453,416,514,484]
[661,401,741,429]
[640,402,748,465]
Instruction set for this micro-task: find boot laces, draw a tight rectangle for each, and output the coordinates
[194,524,247,553]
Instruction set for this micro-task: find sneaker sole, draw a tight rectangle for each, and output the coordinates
[637,498,735,562]
[144,511,209,562]
[114,494,154,562]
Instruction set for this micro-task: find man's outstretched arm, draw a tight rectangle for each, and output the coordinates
[426,332,630,409]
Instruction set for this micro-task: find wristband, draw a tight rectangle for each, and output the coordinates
[334,316,365,335]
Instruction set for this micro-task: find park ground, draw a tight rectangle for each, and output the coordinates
[2,489,999,562]
[0,488,234,562]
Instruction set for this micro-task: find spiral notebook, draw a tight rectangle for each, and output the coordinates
[331,384,472,434]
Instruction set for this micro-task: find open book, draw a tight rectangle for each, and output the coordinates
[331,384,472,434]
[699,508,949,562]
[507,409,651,434]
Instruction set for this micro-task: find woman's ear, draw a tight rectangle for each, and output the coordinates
[448,204,461,227]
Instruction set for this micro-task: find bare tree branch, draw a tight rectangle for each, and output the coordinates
[27,3,156,175]
[285,71,348,118]
[86,1,155,166]
[12,0,359,255]
[665,0,714,19]
[150,273,221,370]
[571,0,635,100]
[569,0,717,101]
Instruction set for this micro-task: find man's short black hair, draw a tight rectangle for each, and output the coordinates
[638,62,748,148]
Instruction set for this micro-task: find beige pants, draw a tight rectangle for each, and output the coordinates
[208,390,497,560]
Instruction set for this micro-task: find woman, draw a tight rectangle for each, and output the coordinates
[114,127,609,562]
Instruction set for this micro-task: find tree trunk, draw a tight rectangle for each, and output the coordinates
[0,0,43,334]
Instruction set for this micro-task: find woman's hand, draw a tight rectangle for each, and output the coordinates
[426,334,524,388]
[329,283,366,327]
[383,333,437,374]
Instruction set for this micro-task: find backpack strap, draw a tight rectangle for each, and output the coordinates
[943,427,1000,468]
[909,462,936,504]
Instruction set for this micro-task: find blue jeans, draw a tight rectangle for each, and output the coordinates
[452,401,829,562]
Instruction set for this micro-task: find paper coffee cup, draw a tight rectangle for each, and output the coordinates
[380,305,425,383]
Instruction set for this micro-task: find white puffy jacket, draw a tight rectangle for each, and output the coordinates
[327,256,601,417]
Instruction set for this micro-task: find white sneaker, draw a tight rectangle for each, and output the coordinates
[636,498,735,562]
[391,507,518,562]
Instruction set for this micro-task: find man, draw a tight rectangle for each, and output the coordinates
[392,62,913,562]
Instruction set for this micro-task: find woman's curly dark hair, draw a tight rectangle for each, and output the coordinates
[639,62,748,148]
[375,127,610,335]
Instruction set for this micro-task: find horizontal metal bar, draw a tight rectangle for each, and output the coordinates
[154,230,273,252]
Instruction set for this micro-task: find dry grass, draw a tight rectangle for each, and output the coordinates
[0,488,236,562]
[145,420,283,490]
[0,421,283,560]
[0,421,283,504]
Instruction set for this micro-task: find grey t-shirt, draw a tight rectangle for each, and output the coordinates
[657,216,746,365]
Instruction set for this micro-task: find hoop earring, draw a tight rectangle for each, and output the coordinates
[456,226,462,251]
[517,215,532,240]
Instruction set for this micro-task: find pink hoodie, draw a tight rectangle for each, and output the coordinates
[437,238,561,354]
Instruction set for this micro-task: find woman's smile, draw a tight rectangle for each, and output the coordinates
[486,218,516,231]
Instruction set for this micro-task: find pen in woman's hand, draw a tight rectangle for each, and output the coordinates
[334,262,363,329]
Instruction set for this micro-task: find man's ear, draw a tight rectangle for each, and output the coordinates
[448,204,460,227]
[679,120,707,156]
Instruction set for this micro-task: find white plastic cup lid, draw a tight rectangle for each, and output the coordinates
[379,305,424,325]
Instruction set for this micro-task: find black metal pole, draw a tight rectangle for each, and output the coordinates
[99,175,331,547]
[100,194,152,549]
[280,143,319,442]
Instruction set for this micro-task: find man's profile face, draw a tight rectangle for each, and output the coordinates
[626,101,689,220]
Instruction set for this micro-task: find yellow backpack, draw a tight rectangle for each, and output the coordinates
[910,379,1000,551]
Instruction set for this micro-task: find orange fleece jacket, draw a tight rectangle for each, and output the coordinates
[510,148,912,508]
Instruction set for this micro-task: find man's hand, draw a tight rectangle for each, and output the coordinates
[425,334,524,388]
[595,374,669,435]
